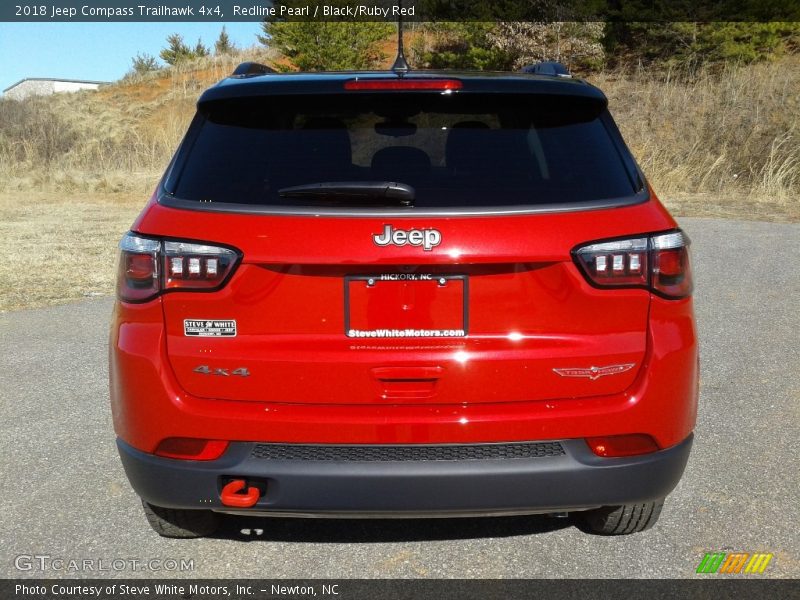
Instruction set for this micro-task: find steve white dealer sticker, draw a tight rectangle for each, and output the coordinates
[184,319,237,337]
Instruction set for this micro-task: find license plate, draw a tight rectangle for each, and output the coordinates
[345,274,468,338]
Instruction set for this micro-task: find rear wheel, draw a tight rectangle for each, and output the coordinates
[141,500,220,538]
[579,499,664,535]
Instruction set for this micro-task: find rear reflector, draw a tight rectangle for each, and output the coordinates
[117,233,240,303]
[345,79,462,91]
[574,230,692,299]
[155,438,229,461]
[586,434,660,457]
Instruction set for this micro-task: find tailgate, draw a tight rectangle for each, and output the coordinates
[151,208,662,405]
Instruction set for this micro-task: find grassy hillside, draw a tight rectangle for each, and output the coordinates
[0,49,798,221]
[0,49,277,195]
[0,49,797,311]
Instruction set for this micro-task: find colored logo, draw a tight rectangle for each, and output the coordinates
[696,552,773,574]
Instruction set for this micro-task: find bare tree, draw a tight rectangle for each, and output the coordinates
[489,22,605,71]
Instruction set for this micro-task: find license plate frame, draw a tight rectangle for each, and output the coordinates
[344,273,468,338]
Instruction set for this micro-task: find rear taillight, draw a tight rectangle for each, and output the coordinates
[117,234,160,302]
[117,233,240,303]
[574,230,692,299]
[163,240,238,291]
[650,231,693,298]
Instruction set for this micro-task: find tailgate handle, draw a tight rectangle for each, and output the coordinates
[371,366,444,382]
[371,366,443,400]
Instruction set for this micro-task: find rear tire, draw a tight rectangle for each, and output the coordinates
[580,499,664,535]
[141,500,220,538]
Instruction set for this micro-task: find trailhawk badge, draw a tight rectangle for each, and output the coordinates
[373,225,441,251]
[553,363,636,380]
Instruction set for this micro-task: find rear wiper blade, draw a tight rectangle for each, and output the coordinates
[278,181,414,206]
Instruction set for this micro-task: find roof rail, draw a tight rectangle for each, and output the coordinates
[519,61,571,77]
[231,62,276,77]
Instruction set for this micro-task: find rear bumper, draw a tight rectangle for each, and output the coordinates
[110,296,699,452]
[117,434,692,515]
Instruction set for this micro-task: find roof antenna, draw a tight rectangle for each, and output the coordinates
[391,0,410,76]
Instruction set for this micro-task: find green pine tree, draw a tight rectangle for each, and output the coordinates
[160,34,210,65]
[130,53,160,75]
[214,26,237,55]
[258,1,393,71]
[605,22,800,69]
[160,34,193,65]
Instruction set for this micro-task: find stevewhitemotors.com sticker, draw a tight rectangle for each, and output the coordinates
[184,319,237,337]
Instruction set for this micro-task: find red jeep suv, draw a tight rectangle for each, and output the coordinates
[110,61,697,538]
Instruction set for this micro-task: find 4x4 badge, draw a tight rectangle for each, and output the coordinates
[553,363,635,380]
[373,225,442,251]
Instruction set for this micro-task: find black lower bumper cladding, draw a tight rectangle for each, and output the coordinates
[117,435,692,514]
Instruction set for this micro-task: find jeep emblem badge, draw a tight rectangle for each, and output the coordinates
[373,225,442,252]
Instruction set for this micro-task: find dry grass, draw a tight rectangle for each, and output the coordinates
[661,192,799,222]
[0,192,146,311]
[594,56,800,211]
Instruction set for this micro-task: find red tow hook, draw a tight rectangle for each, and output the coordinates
[220,479,261,508]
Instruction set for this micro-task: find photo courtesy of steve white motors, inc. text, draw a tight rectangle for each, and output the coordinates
[13,582,340,597]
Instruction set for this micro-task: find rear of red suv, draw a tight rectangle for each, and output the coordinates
[110,64,697,537]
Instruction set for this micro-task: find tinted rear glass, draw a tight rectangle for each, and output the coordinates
[169,93,639,208]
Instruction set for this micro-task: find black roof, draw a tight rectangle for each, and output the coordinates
[198,70,606,105]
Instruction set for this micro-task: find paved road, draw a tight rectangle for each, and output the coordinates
[1,218,798,579]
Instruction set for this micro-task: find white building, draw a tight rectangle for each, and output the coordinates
[2,78,107,101]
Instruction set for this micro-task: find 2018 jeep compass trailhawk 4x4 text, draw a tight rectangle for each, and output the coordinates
[110,59,697,538]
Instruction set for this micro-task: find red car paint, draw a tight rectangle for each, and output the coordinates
[111,187,697,449]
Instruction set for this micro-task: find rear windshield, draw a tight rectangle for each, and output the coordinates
[168,93,640,208]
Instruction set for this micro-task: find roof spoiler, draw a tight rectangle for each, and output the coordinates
[519,61,571,77]
[231,62,276,77]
